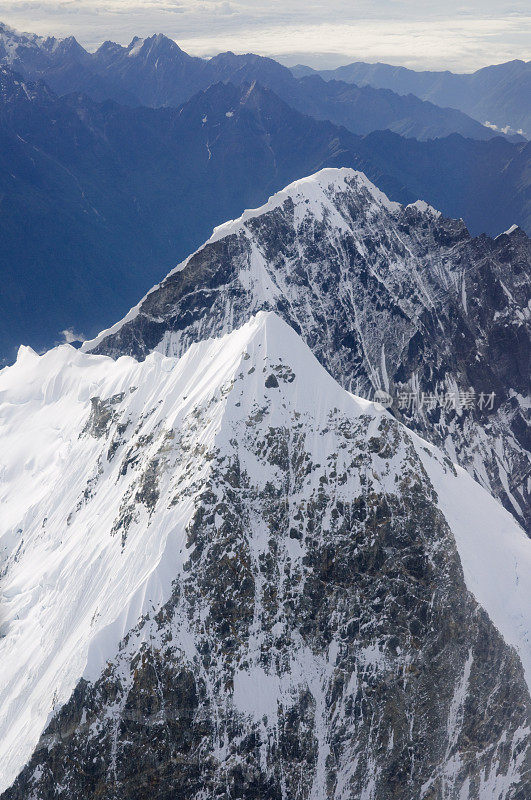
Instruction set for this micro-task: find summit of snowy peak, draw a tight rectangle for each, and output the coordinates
[208,309,375,420]
[0,22,52,53]
[209,167,401,243]
[96,39,125,54]
[0,23,91,79]
[12,312,371,423]
[82,166,447,358]
[406,199,442,217]
[0,21,33,41]
[45,35,87,59]
[14,343,39,363]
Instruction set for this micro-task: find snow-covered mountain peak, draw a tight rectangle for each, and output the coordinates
[0,21,88,73]
[81,167,424,354]
[0,315,250,778]
[2,310,531,798]
[406,198,442,217]
[209,167,401,245]
[1,310,383,789]
[0,21,39,42]
[0,22,51,60]
[0,24,37,64]
[126,32,188,61]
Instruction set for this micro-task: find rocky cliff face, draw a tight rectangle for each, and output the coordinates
[1,313,530,799]
[86,169,531,531]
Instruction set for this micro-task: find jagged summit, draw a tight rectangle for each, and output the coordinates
[94,39,126,59]
[44,35,86,57]
[0,22,86,63]
[175,78,296,128]
[0,21,45,64]
[0,20,41,43]
[125,33,188,60]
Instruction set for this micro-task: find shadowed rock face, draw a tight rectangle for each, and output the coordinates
[2,347,530,800]
[89,171,531,531]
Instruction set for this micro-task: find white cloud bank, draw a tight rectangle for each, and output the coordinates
[0,0,529,70]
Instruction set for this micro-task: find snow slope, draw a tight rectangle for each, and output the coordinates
[1,312,530,796]
[1,317,289,789]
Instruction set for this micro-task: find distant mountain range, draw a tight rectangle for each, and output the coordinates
[292,59,531,138]
[0,22,518,142]
[0,66,529,362]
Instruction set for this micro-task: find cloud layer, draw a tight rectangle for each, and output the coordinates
[0,0,529,70]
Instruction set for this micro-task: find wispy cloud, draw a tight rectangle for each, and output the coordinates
[61,328,86,344]
[0,0,529,70]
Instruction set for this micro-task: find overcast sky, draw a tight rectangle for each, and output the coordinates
[0,0,529,71]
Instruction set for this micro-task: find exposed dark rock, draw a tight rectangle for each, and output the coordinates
[3,391,530,799]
